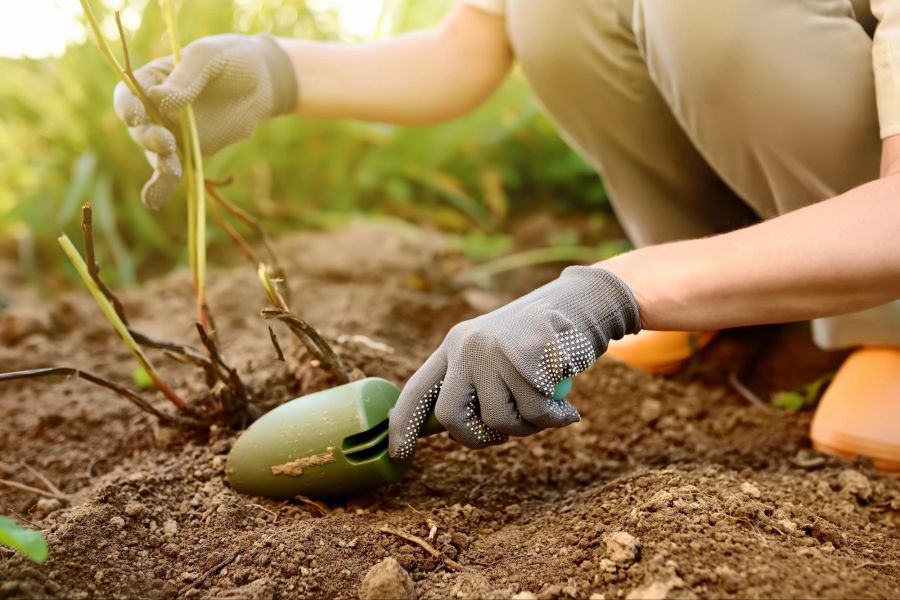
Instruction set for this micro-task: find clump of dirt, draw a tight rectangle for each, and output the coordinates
[1,222,899,600]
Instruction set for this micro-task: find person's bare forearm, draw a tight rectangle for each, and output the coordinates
[277,5,512,124]
[601,175,900,331]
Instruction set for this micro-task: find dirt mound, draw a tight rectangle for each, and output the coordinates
[1,222,898,599]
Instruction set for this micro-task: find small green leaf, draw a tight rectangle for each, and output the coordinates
[771,373,834,411]
[771,390,806,411]
[132,366,154,390]
[0,516,48,563]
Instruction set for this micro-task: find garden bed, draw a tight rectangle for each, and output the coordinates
[1,223,898,599]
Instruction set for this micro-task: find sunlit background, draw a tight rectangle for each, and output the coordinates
[0,0,618,289]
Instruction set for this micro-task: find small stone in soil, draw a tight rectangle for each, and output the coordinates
[162,519,178,535]
[740,482,762,499]
[639,399,663,423]
[450,532,470,549]
[605,531,641,566]
[124,501,145,517]
[359,557,415,600]
[838,469,872,501]
[33,498,62,520]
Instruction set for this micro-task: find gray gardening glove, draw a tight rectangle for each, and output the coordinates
[388,266,642,460]
[113,34,298,209]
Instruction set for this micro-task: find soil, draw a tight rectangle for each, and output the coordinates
[1,222,899,600]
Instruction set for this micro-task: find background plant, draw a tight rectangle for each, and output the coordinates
[0,0,617,289]
[0,516,48,564]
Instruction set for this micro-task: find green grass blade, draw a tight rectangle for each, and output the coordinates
[0,516,48,563]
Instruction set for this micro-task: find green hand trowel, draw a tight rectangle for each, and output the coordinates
[226,376,573,499]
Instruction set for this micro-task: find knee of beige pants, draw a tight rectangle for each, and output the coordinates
[506,0,758,247]
[630,0,898,349]
[631,0,880,216]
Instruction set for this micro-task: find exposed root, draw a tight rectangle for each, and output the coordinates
[0,478,69,502]
[294,495,331,516]
[20,464,65,499]
[0,368,205,428]
[379,526,466,572]
[180,549,241,594]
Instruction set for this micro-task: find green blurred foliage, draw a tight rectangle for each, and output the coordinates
[771,373,834,411]
[0,516,48,563]
[0,0,610,285]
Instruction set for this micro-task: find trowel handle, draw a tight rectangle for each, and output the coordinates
[416,377,574,439]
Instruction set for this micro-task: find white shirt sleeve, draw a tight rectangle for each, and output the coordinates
[459,0,506,16]
[871,0,900,137]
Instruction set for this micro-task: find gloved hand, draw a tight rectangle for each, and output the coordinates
[388,266,642,460]
[113,34,298,209]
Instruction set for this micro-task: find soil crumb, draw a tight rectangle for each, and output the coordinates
[360,557,416,600]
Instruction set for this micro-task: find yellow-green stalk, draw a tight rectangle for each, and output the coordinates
[58,234,188,410]
[160,0,209,332]
[257,263,288,310]
[79,0,166,136]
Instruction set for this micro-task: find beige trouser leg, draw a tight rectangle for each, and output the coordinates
[506,0,900,349]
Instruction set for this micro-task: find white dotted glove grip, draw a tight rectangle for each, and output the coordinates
[113,34,297,209]
[388,266,642,459]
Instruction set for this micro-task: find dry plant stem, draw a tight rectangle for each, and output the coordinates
[181,549,241,594]
[0,368,202,427]
[728,371,767,409]
[130,330,218,380]
[58,234,190,410]
[209,199,259,264]
[20,464,65,498]
[294,495,331,516]
[261,308,349,384]
[206,181,290,302]
[379,526,465,572]
[257,263,347,380]
[81,203,213,378]
[194,323,250,401]
[268,326,285,361]
[81,204,129,324]
[0,478,68,502]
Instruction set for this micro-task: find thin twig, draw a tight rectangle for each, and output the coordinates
[0,368,204,427]
[181,549,241,594]
[195,324,250,402]
[261,308,349,384]
[20,464,65,498]
[81,204,129,325]
[295,495,331,516]
[209,199,259,264]
[379,526,465,572]
[61,227,189,411]
[728,371,767,409]
[0,478,68,502]
[130,329,217,379]
[81,204,221,388]
[249,503,277,518]
[268,326,285,362]
[206,181,290,302]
